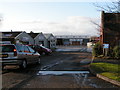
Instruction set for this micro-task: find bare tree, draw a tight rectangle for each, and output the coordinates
[91,0,120,48]
[93,0,120,13]
[90,20,102,36]
[91,0,120,36]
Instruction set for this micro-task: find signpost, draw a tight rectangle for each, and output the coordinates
[103,44,109,57]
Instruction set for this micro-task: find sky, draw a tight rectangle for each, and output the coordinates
[0,0,107,36]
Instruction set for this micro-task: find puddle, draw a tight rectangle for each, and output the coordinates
[37,71,89,75]
[89,83,100,88]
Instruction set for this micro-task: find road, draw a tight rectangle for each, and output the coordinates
[1,47,119,88]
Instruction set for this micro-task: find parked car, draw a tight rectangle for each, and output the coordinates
[0,44,41,69]
[28,45,52,55]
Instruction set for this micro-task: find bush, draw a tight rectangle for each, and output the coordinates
[113,46,120,59]
[92,42,103,57]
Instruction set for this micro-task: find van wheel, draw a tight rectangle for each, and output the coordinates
[20,60,27,69]
[37,58,41,65]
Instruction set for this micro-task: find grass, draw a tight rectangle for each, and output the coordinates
[90,63,120,82]
[101,72,120,81]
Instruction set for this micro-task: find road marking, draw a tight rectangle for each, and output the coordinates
[40,56,75,70]
[41,61,64,70]
[56,48,82,52]
[37,71,89,75]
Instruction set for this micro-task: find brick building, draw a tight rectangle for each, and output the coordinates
[100,11,120,48]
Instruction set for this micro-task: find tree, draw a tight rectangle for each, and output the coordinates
[91,0,120,36]
[92,0,120,57]
[93,0,120,13]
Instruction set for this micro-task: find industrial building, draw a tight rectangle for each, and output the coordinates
[56,35,90,46]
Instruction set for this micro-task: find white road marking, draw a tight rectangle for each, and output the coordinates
[37,71,89,75]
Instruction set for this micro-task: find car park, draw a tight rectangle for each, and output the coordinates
[28,45,52,55]
[0,44,41,69]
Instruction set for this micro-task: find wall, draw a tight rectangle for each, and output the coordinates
[101,11,120,48]
[15,32,34,45]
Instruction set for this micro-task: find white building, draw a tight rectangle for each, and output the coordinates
[1,31,34,45]
[28,32,48,47]
[55,35,90,46]
[15,31,34,45]
[44,33,56,49]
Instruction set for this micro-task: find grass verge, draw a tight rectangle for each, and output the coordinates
[90,63,120,82]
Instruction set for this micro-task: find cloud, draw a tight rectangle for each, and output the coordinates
[49,16,100,36]
[0,16,100,36]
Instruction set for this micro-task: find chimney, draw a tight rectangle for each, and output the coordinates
[30,31,34,33]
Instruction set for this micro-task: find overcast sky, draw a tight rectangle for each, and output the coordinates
[0,0,107,36]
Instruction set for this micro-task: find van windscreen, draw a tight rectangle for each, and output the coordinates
[0,45,15,52]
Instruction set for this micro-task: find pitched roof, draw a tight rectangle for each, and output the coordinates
[28,33,39,38]
[44,33,52,39]
[1,31,22,38]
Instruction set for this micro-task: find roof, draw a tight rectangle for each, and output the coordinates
[1,31,22,38]
[28,33,39,38]
[44,33,52,39]
[55,35,90,39]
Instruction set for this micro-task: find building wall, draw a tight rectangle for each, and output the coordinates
[34,33,48,47]
[90,36,100,43]
[56,35,90,46]
[56,39,63,45]
[101,11,120,48]
[0,38,14,44]
[69,38,83,45]
[15,32,34,45]
[48,36,56,48]
[56,38,90,46]
[63,39,70,45]
[45,35,56,48]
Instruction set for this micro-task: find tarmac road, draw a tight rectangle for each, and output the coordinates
[2,48,119,89]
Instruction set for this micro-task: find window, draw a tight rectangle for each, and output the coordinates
[16,45,24,52]
[27,46,35,53]
[0,45,15,52]
[20,46,24,52]
[24,46,30,53]
[52,44,55,46]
